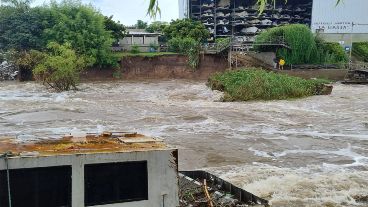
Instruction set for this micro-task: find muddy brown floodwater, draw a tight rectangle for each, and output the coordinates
[0,80,367,207]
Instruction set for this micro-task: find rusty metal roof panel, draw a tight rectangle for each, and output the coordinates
[0,132,169,157]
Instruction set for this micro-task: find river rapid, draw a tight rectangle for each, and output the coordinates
[0,80,367,207]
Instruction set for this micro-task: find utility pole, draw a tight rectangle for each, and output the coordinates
[349,22,354,69]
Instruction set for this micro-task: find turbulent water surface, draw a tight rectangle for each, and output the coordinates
[0,80,367,207]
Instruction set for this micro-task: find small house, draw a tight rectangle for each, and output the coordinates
[119,29,160,52]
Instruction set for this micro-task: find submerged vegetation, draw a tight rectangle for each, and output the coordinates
[255,24,347,65]
[208,69,331,102]
[33,42,87,92]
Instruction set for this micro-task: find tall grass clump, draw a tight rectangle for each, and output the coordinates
[255,24,347,64]
[207,68,331,102]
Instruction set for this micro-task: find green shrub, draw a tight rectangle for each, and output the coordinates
[168,37,200,69]
[149,42,159,51]
[315,38,348,63]
[130,44,140,54]
[353,42,368,62]
[33,42,87,92]
[163,19,210,42]
[255,24,347,64]
[207,68,331,101]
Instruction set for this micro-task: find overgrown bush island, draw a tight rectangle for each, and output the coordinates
[208,68,331,102]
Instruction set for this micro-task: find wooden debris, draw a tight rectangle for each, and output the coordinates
[203,179,214,207]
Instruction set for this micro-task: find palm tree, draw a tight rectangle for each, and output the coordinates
[147,0,342,18]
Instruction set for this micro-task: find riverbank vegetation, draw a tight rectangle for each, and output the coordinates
[353,42,368,62]
[0,0,125,90]
[255,24,348,65]
[208,68,331,102]
[164,19,209,69]
[33,42,86,92]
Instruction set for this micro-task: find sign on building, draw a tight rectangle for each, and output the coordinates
[312,0,368,33]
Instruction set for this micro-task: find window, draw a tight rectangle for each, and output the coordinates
[0,166,72,207]
[84,161,148,206]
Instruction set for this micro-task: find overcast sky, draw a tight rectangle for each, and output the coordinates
[32,0,179,26]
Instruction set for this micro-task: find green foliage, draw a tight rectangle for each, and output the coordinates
[104,15,126,41]
[145,21,168,33]
[0,4,50,51]
[255,24,347,64]
[168,37,200,69]
[130,44,140,54]
[163,19,210,42]
[135,20,148,29]
[149,43,159,51]
[43,0,115,67]
[112,70,122,79]
[208,69,331,101]
[33,42,87,91]
[255,24,319,64]
[215,37,231,50]
[353,42,368,62]
[315,38,348,64]
[14,50,46,71]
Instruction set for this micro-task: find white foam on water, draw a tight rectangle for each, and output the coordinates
[207,163,368,207]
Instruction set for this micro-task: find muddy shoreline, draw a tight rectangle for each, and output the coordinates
[80,55,348,81]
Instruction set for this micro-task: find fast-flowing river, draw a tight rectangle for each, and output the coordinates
[0,80,367,207]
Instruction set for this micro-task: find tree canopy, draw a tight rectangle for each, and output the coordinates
[135,20,148,29]
[43,0,115,66]
[163,19,210,42]
[145,21,168,33]
[0,3,50,50]
[0,0,121,67]
[33,42,87,91]
[104,15,127,41]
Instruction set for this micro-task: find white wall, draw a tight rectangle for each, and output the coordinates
[0,150,179,207]
[178,0,188,19]
[312,0,368,34]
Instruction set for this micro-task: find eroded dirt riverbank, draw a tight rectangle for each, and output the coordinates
[0,80,367,206]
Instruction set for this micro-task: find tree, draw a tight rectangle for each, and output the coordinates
[163,19,210,42]
[33,42,86,91]
[104,15,127,41]
[135,20,148,29]
[145,21,168,33]
[0,2,50,51]
[43,0,115,67]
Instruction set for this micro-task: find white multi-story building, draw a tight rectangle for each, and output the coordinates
[179,0,368,45]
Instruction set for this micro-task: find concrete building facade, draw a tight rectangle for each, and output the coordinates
[119,29,160,52]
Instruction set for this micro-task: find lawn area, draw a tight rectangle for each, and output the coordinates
[113,52,178,58]
[208,68,332,102]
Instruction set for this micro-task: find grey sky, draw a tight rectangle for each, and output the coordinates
[32,0,179,26]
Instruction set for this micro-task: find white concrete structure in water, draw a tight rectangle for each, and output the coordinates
[0,133,179,207]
